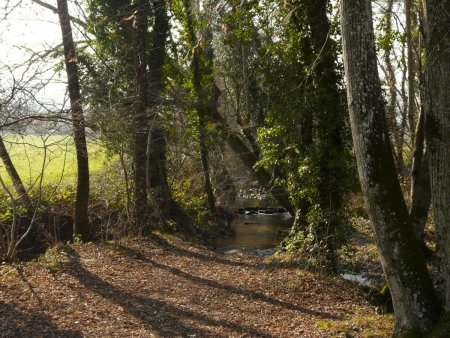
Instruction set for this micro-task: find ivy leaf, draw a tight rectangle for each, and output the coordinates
[282,8,296,26]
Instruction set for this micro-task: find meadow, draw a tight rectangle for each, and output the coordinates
[0,134,108,187]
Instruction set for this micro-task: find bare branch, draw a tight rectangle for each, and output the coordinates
[32,0,87,29]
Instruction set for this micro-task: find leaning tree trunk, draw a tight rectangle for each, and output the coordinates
[209,108,294,215]
[132,0,150,230]
[423,0,450,312]
[57,0,90,240]
[204,12,295,215]
[0,136,32,209]
[340,0,440,334]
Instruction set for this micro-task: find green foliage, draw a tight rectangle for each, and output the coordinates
[0,207,13,223]
[72,234,84,245]
[82,0,154,165]
[172,178,211,228]
[282,205,353,269]
[246,1,354,268]
[375,5,403,53]
[0,134,126,230]
[165,219,178,232]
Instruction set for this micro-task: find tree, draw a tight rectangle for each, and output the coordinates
[422,0,450,312]
[83,0,191,232]
[0,137,32,210]
[146,0,184,223]
[131,0,151,228]
[180,0,217,217]
[231,0,350,270]
[212,0,295,214]
[409,106,431,252]
[377,0,403,169]
[0,71,31,211]
[57,0,90,241]
[340,0,440,334]
[405,0,417,150]
[288,0,349,272]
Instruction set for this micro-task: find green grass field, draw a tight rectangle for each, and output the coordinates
[0,134,108,187]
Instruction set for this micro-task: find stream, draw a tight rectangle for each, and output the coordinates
[215,196,293,254]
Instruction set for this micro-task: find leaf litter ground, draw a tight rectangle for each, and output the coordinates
[0,235,392,337]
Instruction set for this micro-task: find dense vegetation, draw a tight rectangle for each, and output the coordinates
[0,0,449,336]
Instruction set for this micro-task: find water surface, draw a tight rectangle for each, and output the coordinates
[215,197,293,251]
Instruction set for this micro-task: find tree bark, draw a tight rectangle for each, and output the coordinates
[183,0,216,217]
[146,127,183,222]
[304,0,347,273]
[405,0,417,149]
[423,0,450,312]
[340,0,440,333]
[396,51,408,172]
[146,0,182,221]
[410,107,431,252]
[57,0,90,241]
[0,137,32,209]
[382,0,399,160]
[132,0,150,229]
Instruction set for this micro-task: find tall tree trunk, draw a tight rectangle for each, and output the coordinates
[0,137,32,209]
[382,0,399,159]
[396,48,408,172]
[405,0,417,150]
[283,0,348,271]
[340,0,440,333]
[146,0,181,220]
[197,115,216,216]
[132,0,150,229]
[57,0,90,240]
[409,107,431,252]
[146,126,188,229]
[304,0,347,273]
[423,0,450,312]
[183,0,216,217]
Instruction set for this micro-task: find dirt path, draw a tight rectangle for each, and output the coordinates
[0,236,392,337]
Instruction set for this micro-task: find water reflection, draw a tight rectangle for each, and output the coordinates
[215,197,293,251]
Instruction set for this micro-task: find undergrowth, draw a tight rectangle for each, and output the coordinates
[34,243,76,272]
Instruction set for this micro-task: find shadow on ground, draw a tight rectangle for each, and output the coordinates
[66,250,277,337]
[62,238,342,337]
[0,301,83,338]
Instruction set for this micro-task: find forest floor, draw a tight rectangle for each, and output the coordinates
[0,232,393,337]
